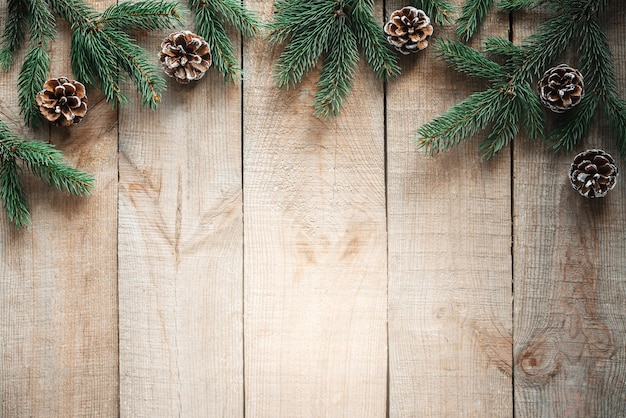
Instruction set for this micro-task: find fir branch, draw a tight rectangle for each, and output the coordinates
[416,88,504,153]
[271,0,399,118]
[435,38,505,82]
[605,96,626,156]
[100,28,166,108]
[515,81,544,140]
[71,28,126,105]
[576,17,618,97]
[351,0,400,80]
[548,95,598,152]
[28,159,94,196]
[415,0,619,157]
[192,3,242,82]
[201,0,259,38]
[271,1,335,89]
[498,0,547,12]
[0,119,94,226]
[188,0,260,81]
[97,0,183,31]
[414,0,456,25]
[455,0,494,41]
[46,0,180,110]
[478,97,520,158]
[483,37,523,59]
[313,14,359,118]
[0,157,30,227]
[513,12,580,84]
[18,45,50,128]
[15,0,55,127]
[0,0,29,70]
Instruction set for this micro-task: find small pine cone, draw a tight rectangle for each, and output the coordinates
[569,149,618,198]
[36,77,88,127]
[384,7,433,55]
[159,31,212,84]
[538,64,584,113]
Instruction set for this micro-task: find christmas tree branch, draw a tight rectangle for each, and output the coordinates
[187,0,260,82]
[416,0,624,158]
[2,0,183,126]
[414,0,456,25]
[0,0,29,70]
[0,119,94,226]
[455,0,494,41]
[271,0,400,118]
[97,0,183,31]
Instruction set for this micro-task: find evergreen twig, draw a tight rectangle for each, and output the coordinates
[270,0,400,119]
[187,0,261,82]
[1,0,183,126]
[413,0,457,25]
[455,0,494,41]
[416,0,625,158]
[0,120,94,226]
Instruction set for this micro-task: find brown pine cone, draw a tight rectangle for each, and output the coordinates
[384,7,433,55]
[36,77,88,127]
[538,64,584,113]
[569,149,618,198]
[159,31,212,84]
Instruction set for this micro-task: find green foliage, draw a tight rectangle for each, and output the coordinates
[413,0,457,25]
[0,120,94,227]
[187,0,261,82]
[417,0,626,158]
[0,0,183,127]
[270,0,400,119]
[455,0,494,41]
[0,0,29,71]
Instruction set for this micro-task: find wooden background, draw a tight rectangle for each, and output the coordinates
[2,0,626,416]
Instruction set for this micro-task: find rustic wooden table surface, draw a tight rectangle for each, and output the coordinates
[2,0,625,416]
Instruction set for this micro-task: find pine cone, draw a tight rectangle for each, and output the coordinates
[159,31,212,84]
[384,7,433,55]
[569,149,618,198]
[538,64,584,113]
[36,77,88,127]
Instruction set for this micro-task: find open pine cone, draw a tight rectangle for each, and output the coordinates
[569,149,618,198]
[36,77,88,126]
[159,31,212,84]
[384,7,433,55]
[538,64,584,113]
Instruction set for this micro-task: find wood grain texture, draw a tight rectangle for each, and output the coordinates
[117,29,244,416]
[0,0,118,415]
[386,1,513,416]
[243,1,387,415]
[513,5,626,417]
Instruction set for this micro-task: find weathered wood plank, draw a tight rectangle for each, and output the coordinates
[513,4,626,416]
[117,30,244,416]
[386,1,513,415]
[0,2,118,415]
[243,1,387,415]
